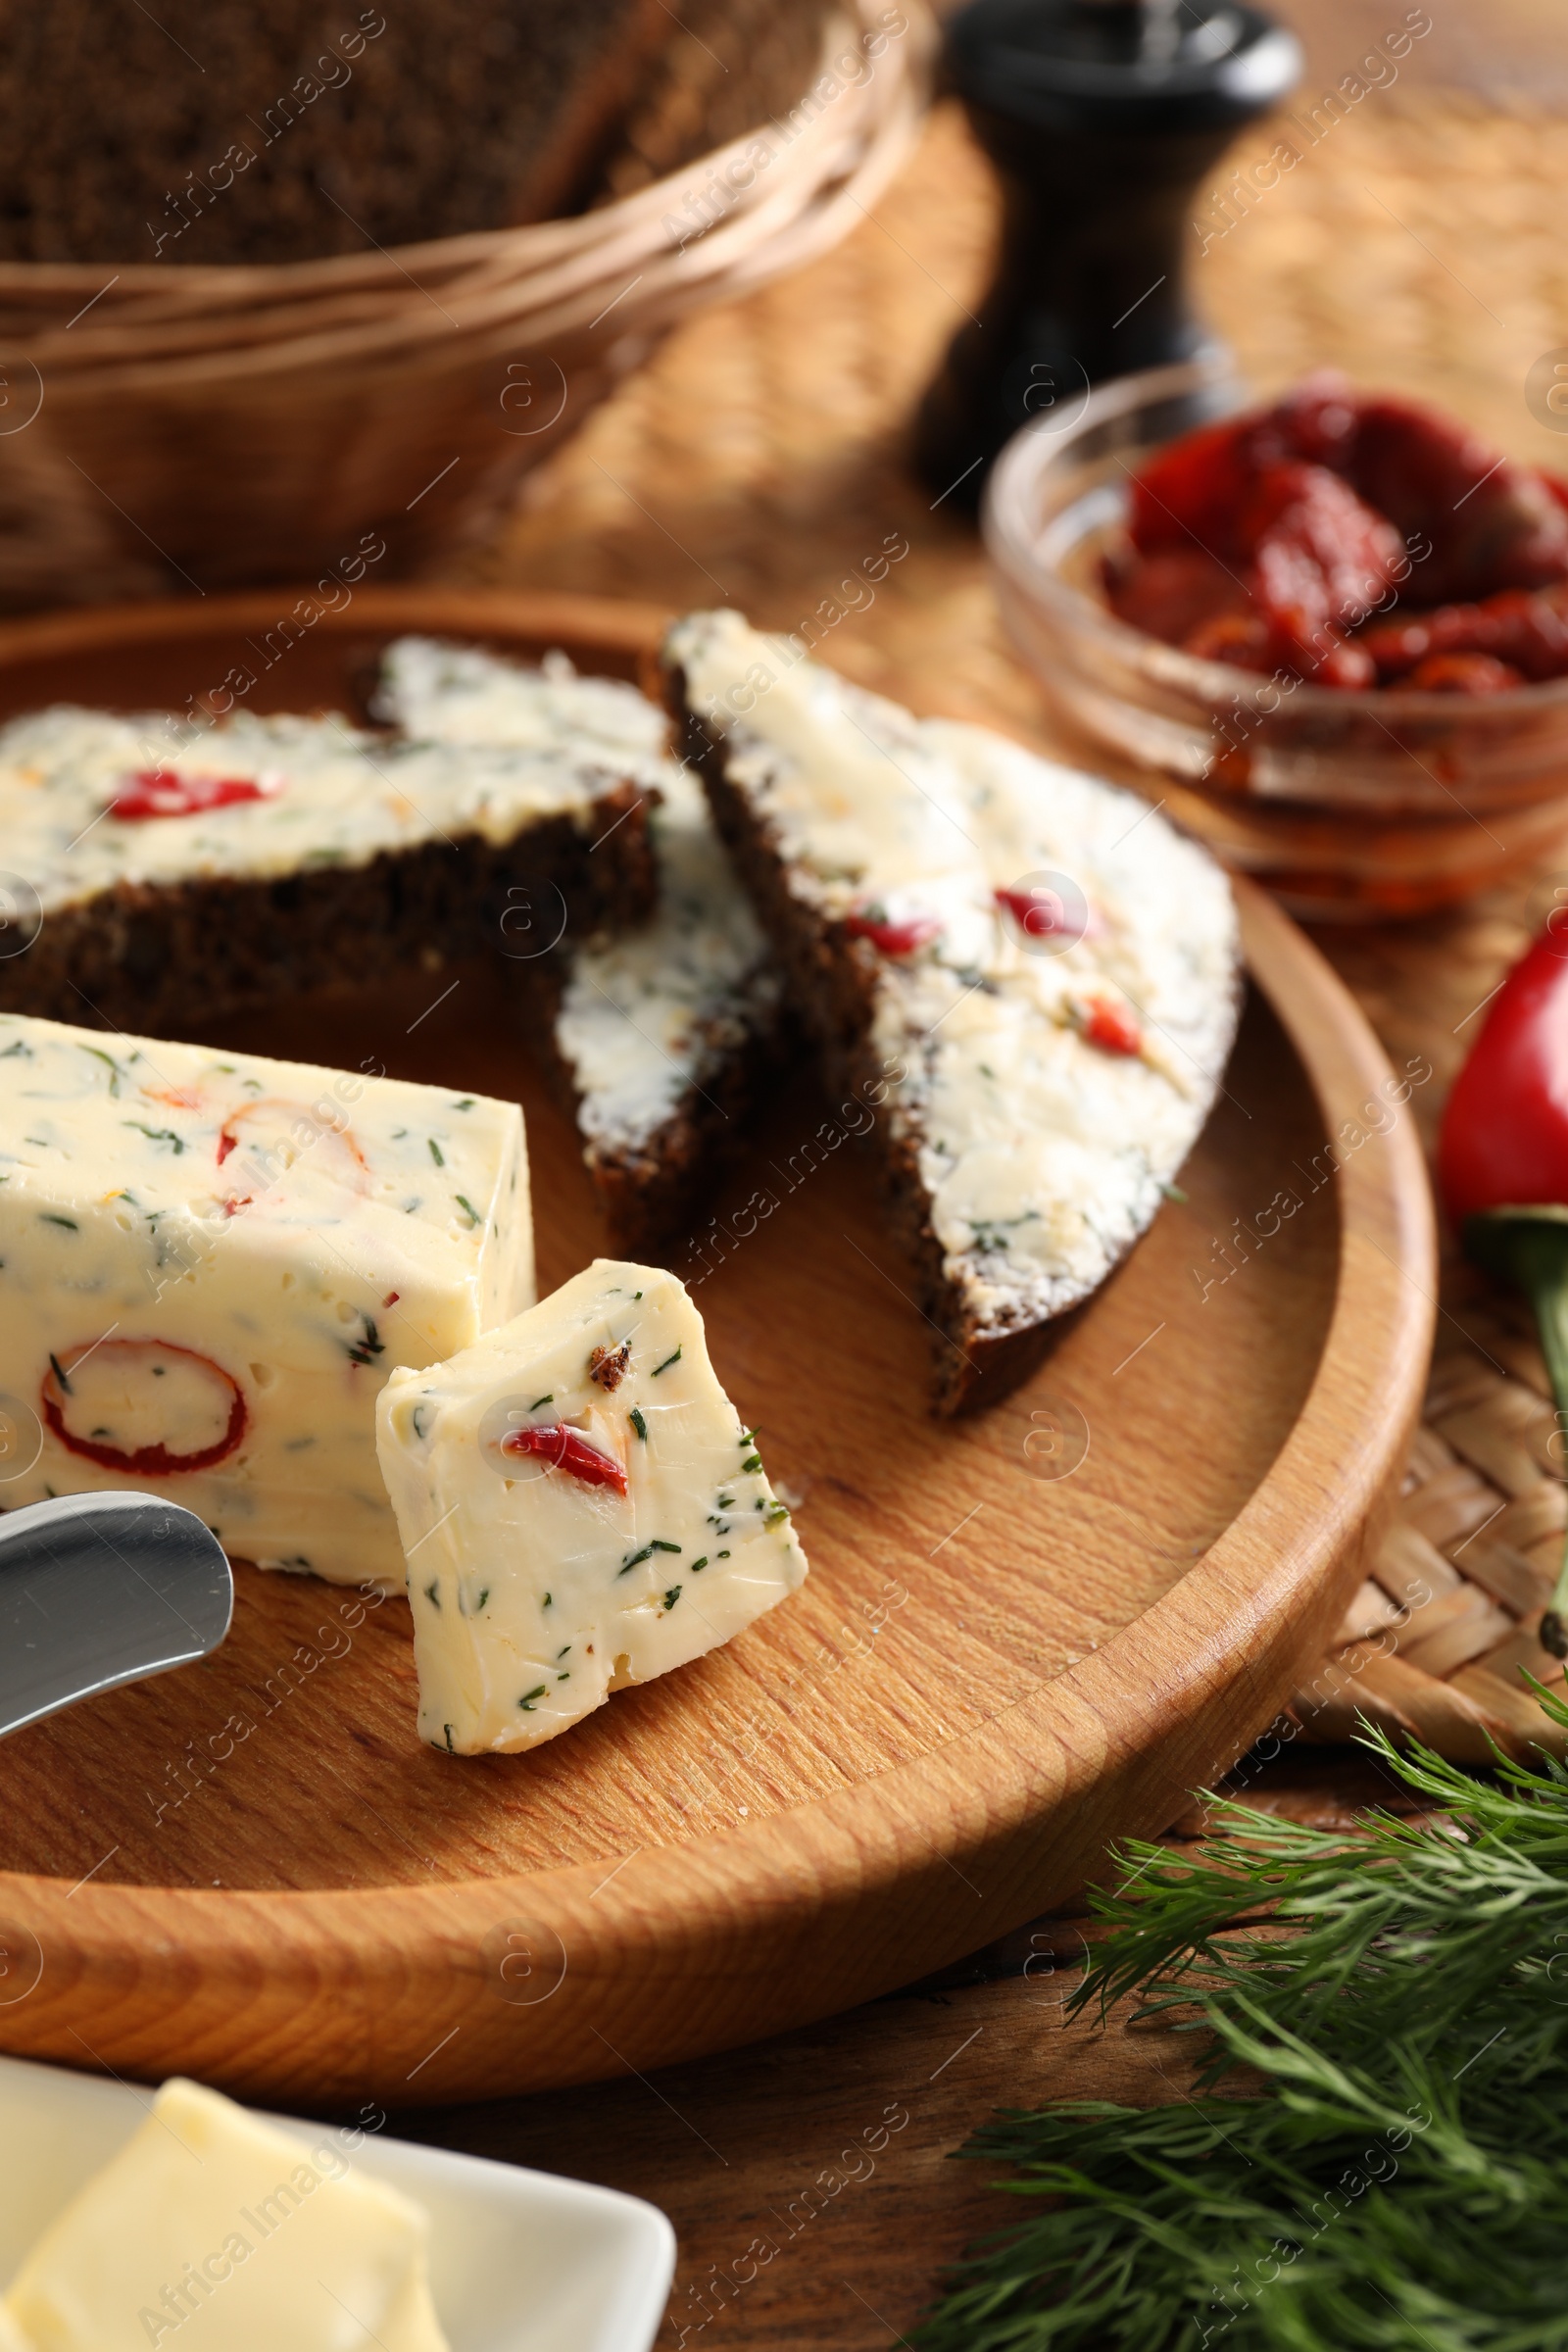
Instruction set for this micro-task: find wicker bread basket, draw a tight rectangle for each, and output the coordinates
[0,0,929,609]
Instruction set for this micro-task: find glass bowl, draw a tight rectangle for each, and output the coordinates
[983,359,1568,919]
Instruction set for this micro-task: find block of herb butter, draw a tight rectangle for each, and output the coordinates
[3,2075,449,2352]
[0,1010,531,1590]
[375,1258,808,1754]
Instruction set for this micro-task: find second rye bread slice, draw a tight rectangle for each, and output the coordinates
[663,610,1242,1416]
[0,694,657,1037]
[377,636,785,1254]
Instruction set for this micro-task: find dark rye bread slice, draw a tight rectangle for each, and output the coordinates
[0,676,659,1038]
[370,634,787,1255]
[0,789,654,1039]
[663,613,1242,1418]
[514,947,790,1256]
[666,678,1014,1411]
[514,763,790,1257]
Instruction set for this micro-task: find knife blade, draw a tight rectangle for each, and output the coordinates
[0,1491,232,1738]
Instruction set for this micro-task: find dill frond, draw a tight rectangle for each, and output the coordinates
[918,1696,1568,2351]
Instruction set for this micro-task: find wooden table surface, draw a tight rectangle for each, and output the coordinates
[394,9,1568,2340]
[392,1756,1430,2349]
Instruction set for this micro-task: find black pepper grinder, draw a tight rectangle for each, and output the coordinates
[915,0,1301,507]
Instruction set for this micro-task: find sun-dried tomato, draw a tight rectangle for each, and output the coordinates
[1346,398,1568,603]
[1126,416,1256,557]
[1406,652,1524,694]
[1102,547,1247,644]
[1182,612,1277,671]
[1249,370,1361,472]
[1364,586,1568,683]
[1244,462,1403,650]
[1115,373,1568,694]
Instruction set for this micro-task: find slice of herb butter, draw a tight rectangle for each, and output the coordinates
[0,1011,531,1589]
[375,1258,808,1754]
[3,2077,449,2352]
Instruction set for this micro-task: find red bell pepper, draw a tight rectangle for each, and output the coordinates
[1439,926,1568,1651]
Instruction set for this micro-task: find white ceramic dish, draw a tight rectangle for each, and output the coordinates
[0,2053,675,2352]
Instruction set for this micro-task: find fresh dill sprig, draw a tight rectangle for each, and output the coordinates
[918,1695,1568,2352]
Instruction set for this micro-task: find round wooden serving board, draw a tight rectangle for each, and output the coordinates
[0,587,1434,2102]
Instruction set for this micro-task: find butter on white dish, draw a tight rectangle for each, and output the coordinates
[2,2076,448,2352]
[0,1011,531,1589]
[375,1258,807,1754]
[377,639,782,1246]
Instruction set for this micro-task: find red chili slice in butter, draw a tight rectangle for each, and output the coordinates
[41,1339,247,1476]
[994,884,1102,944]
[844,906,943,957]
[1082,997,1143,1056]
[216,1096,368,1212]
[501,1423,627,1494]
[112,768,281,821]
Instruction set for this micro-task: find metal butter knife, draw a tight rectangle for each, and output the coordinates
[0,1492,232,1738]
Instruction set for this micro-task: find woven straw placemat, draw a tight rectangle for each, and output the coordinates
[455,83,1568,1763]
[1298,1290,1568,1760]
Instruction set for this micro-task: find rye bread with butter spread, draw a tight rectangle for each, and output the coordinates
[375,636,786,1255]
[0,699,656,1036]
[663,609,1242,1415]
